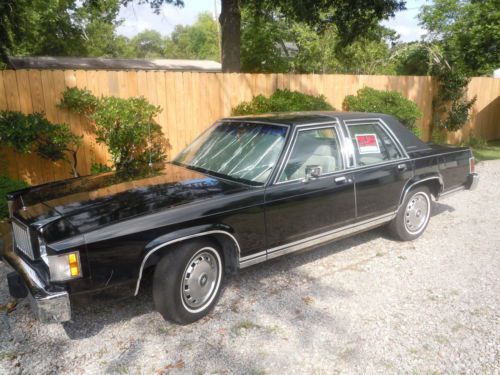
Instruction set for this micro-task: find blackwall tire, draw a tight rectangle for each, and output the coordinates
[389,186,432,241]
[153,239,224,324]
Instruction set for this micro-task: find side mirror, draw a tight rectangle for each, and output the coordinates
[303,165,322,183]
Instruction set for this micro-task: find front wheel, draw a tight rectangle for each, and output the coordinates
[389,186,432,241]
[153,239,224,324]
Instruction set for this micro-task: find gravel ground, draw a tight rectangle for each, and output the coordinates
[1,160,499,375]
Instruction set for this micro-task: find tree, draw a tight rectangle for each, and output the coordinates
[419,0,500,76]
[240,7,399,74]
[122,0,406,72]
[164,12,220,61]
[0,0,126,64]
[129,30,166,58]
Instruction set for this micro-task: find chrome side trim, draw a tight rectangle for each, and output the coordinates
[239,212,396,269]
[273,122,348,185]
[134,230,241,296]
[239,250,267,262]
[239,253,267,268]
[399,176,443,207]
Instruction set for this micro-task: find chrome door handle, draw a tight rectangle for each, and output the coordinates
[397,163,408,171]
[334,176,347,184]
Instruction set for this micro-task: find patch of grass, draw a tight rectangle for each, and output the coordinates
[0,351,17,361]
[471,139,500,162]
[231,320,261,335]
[376,252,384,257]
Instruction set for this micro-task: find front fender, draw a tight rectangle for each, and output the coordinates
[134,223,241,296]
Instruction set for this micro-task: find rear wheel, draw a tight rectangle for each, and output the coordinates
[153,239,224,324]
[389,186,431,241]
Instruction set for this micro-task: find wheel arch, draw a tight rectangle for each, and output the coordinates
[134,225,240,296]
[399,174,444,207]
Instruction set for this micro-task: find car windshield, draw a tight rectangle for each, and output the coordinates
[174,122,288,185]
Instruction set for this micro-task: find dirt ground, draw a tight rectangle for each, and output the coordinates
[1,160,499,374]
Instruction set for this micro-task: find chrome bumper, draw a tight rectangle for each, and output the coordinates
[1,234,71,323]
[466,173,479,191]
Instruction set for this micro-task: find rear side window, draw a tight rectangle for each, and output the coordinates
[347,122,402,166]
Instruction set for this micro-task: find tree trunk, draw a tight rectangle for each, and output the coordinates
[219,0,241,72]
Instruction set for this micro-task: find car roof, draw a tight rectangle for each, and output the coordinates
[222,111,398,126]
[222,111,430,153]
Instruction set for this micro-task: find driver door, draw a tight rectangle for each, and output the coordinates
[264,123,356,254]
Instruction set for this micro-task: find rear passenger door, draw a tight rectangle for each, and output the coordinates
[264,123,356,251]
[344,119,412,221]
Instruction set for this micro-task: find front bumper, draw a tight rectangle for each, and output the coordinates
[1,233,71,323]
[466,173,479,191]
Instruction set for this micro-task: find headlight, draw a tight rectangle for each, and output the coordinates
[48,251,82,282]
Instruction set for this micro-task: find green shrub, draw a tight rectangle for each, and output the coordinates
[90,162,113,175]
[59,88,168,171]
[461,133,488,149]
[0,111,82,177]
[232,89,334,116]
[0,176,28,219]
[343,87,423,137]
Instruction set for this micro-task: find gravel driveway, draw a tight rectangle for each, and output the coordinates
[1,160,499,375]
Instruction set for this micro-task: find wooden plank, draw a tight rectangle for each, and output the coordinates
[15,70,41,184]
[164,72,178,159]
[3,70,23,180]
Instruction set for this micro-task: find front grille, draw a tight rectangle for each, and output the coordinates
[12,221,35,260]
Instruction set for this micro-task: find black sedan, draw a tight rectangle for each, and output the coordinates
[2,112,478,324]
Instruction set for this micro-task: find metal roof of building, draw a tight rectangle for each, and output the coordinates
[7,56,222,72]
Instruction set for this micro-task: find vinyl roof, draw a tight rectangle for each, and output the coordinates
[223,111,429,152]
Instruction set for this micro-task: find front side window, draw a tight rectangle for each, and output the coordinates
[279,126,343,182]
[347,122,402,166]
[174,122,287,185]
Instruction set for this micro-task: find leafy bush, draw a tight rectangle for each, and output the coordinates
[461,133,488,149]
[0,176,28,219]
[343,87,423,137]
[90,162,113,175]
[232,89,334,116]
[59,88,168,171]
[0,111,82,176]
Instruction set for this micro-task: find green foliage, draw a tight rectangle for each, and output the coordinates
[59,88,168,171]
[461,134,488,149]
[164,12,220,61]
[0,0,126,64]
[0,176,29,219]
[419,0,500,76]
[428,49,477,135]
[90,162,113,175]
[129,30,166,58]
[470,140,500,162]
[232,89,334,116]
[240,6,399,74]
[343,87,423,137]
[0,111,82,176]
[59,87,98,115]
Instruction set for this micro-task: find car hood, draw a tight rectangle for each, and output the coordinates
[11,163,248,236]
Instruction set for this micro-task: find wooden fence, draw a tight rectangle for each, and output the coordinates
[0,70,499,185]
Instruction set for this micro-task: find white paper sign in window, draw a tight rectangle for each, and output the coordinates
[355,133,380,154]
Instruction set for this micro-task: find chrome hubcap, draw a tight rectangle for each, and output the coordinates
[404,192,429,233]
[181,249,219,310]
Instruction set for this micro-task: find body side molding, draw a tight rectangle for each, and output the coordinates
[399,176,443,207]
[239,212,397,268]
[134,230,241,296]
